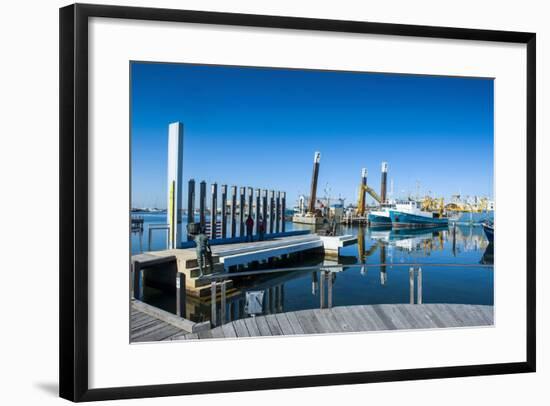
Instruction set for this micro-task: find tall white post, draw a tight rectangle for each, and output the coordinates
[299,195,305,215]
[167,122,184,249]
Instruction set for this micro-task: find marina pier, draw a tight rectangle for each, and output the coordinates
[130,258,494,342]
[131,299,493,342]
[179,303,494,340]
[129,122,494,344]
[132,233,357,298]
[131,260,493,342]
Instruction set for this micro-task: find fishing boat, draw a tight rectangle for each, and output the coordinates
[446,195,494,224]
[367,208,392,226]
[482,220,494,243]
[389,201,449,228]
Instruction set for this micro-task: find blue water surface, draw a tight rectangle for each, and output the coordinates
[132,214,493,323]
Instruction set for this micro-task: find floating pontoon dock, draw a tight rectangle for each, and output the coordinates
[132,233,357,298]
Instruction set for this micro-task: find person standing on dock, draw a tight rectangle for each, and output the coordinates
[258,216,265,241]
[245,215,254,242]
[188,223,214,278]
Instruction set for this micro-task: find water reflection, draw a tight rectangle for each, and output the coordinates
[480,242,494,265]
[354,224,491,264]
[141,223,493,324]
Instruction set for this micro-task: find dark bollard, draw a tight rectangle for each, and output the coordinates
[247,187,253,219]
[210,183,218,239]
[133,263,144,301]
[187,179,195,241]
[269,190,275,234]
[199,181,206,230]
[230,186,237,238]
[281,191,286,232]
[239,187,246,237]
[280,285,285,312]
[327,272,333,308]
[308,152,321,214]
[262,190,268,236]
[255,188,261,235]
[275,191,281,233]
[221,185,227,239]
[319,271,325,309]
[176,273,186,317]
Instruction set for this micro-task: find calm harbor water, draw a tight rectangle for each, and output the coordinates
[131,213,494,324]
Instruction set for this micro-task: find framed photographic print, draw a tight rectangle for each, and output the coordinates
[59,3,536,402]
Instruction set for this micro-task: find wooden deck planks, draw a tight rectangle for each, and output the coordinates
[131,303,191,342]
[440,304,467,326]
[350,305,382,331]
[221,323,237,338]
[331,306,363,332]
[264,314,284,335]
[170,333,188,340]
[385,305,416,329]
[146,325,183,342]
[232,319,250,337]
[141,304,494,341]
[358,305,389,331]
[418,304,447,328]
[326,308,353,332]
[474,304,494,325]
[210,326,226,339]
[294,310,323,334]
[455,303,492,326]
[131,319,166,337]
[286,312,305,334]
[131,316,185,342]
[274,313,295,335]
[254,316,273,336]
[479,306,494,324]
[397,304,433,329]
[243,317,262,337]
[312,309,341,334]
[130,311,153,324]
[131,317,161,331]
[197,329,213,339]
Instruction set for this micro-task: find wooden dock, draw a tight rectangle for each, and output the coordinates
[131,305,187,343]
[170,304,493,340]
[133,234,356,297]
[130,300,210,343]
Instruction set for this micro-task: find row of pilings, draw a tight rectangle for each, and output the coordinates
[187,179,286,240]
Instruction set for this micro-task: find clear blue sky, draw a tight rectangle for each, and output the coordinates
[131,62,493,209]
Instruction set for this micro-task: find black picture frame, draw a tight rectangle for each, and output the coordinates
[59,3,536,402]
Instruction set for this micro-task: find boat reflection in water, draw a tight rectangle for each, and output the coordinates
[366,224,489,256]
[366,225,450,259]
[480,242,494,265]
[355,223,492,286]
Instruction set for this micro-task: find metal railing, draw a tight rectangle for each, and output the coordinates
[147,224,170,251]
[203,262,492,280]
